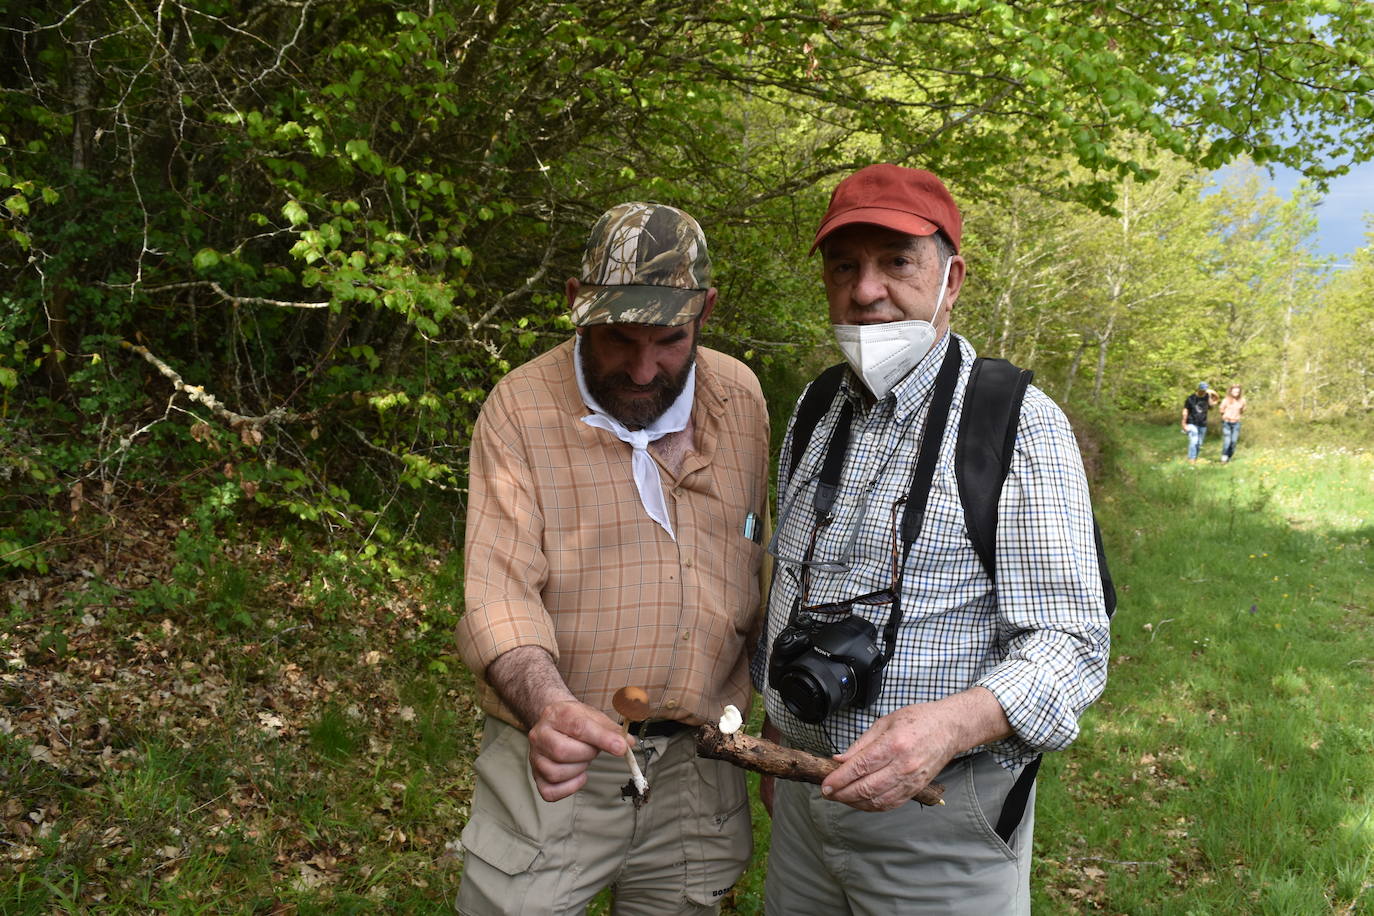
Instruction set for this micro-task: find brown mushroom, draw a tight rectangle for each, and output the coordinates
[612,685,652,722]
[611,686,651,799]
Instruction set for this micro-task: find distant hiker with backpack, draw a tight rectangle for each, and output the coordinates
[750,164,1112,915]
[1182,381,1220,464]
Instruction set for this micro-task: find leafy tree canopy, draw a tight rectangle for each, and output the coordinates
[1,0,1372,566]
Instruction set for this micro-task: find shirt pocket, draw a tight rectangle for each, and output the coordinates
[725,524,766,628]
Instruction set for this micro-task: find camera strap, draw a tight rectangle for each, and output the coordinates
[898,341,962,558]
[885,341,962,657]
[812,400,853,520]
[803,341,964,659]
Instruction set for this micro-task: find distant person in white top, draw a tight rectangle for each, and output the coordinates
[1218,385,1247,464]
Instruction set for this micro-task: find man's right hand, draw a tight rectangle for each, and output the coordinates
[527,699,630,802]
[484,646,631,802]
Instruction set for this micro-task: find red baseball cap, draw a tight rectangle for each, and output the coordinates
[811,163,963,253]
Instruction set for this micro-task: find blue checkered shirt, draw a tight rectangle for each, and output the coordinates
[751,334,1110,768]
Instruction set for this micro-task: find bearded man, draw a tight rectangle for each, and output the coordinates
[456,203,770,915]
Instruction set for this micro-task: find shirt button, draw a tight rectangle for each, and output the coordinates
[681,630,690,641]
[684,557,693,568]
[665,699,678,709]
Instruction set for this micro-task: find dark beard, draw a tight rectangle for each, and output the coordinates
[580,338,697,431]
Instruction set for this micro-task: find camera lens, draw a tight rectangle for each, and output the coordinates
[776,653,856,723]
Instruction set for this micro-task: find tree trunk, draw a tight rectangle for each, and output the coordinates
[70,13,93,173]
[43,8,97,398]
[1091,312,1116,406]
[1064,340,1087,402]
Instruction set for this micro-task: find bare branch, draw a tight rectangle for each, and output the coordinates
[472,266,550,329]
[121,339,309,430]
[102,280,330,309]
[0,0,98,34]
[210,282,330,310]
[695,724,946,807]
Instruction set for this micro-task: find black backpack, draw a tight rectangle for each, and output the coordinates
[785,356,1116,841]
[787,357,1117,616]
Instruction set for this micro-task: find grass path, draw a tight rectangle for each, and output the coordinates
[1029,422,1374,914]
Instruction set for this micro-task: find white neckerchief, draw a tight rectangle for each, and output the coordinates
[574,335,695,540]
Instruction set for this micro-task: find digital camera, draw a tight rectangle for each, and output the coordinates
[767,613,885,723]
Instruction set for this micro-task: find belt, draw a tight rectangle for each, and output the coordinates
[628,719,691,739]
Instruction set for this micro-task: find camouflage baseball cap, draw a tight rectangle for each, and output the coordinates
[571,202,711,327]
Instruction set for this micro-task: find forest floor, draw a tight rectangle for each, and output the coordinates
[2,498,481,912]
[2,416,1372,913]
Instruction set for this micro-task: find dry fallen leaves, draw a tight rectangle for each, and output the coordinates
[0,499,477,904]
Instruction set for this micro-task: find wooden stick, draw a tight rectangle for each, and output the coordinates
[695,724,945,807]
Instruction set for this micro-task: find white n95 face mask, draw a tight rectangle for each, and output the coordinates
[832,320,937,400]
[832,255,953,400]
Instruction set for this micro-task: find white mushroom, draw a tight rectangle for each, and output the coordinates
[719,704,743,735]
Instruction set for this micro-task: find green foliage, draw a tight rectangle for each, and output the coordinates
[1290,230,1374,419]
[3,0,1372,565]
[956,153,1353,415]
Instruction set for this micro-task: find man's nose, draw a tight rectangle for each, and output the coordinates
[627,348,659,385]
[852,263,887,308]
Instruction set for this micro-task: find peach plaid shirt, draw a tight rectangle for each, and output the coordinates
[457,339,770,728]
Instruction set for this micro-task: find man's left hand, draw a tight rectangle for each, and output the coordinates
[820,687,1011,811]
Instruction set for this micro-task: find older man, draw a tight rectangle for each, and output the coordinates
[456,202,769,915]
[753,164,1110,914]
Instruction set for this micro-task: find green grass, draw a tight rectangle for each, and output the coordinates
[725,420,1374,914]
[3,416,1370,913]
[720,421,1372,914]
[1031,421,1374,913]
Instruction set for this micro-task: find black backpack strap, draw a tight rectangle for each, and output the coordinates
[1095,519,1118,617]
[953,357,1114,842]
[786,363,848,487]
[955,358,1040,841]
[995,754,1041,844]
[956,357,1117,616]
[955,357,1033,581]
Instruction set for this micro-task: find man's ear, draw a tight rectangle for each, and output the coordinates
[697,288,717,326]
[566,278,587,336]
[935,256,966,332]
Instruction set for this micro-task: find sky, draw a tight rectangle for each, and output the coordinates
[1253,160,1374,267]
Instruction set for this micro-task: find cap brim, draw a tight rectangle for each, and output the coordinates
[811,209,940,254]
[571,284,707,327]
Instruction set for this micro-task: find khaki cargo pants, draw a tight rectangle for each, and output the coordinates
[456,717,752,916]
